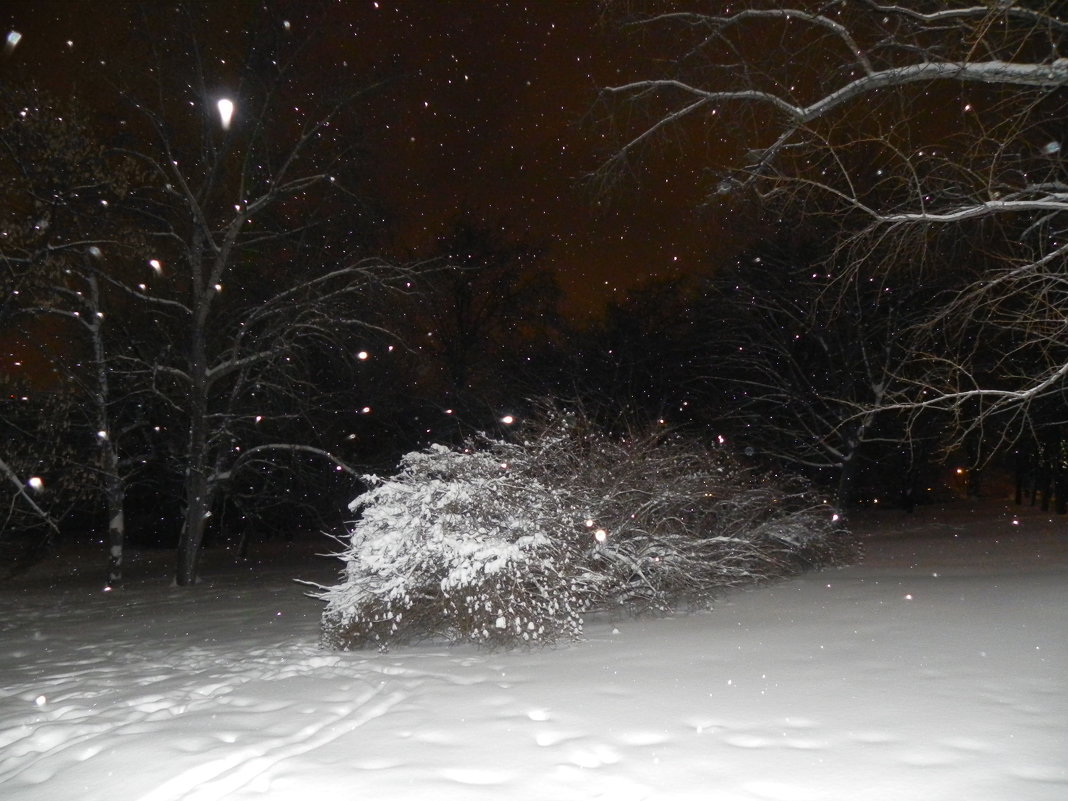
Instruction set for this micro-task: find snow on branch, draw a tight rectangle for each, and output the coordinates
[317,410,855,650]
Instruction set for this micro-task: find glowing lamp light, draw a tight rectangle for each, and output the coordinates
[500,415,515,425]
[357,351,369,360]
[594,529,608,543]
[28,476,44,491]
[217,98,235,130]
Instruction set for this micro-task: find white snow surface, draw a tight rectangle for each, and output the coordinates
[1,499,1065,801]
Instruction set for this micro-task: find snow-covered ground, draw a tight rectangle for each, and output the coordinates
[1,500,1065,801]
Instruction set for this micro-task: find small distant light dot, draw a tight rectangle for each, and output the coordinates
[500,415,515,425]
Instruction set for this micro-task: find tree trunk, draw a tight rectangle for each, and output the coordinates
[176,294,212,586]
[835,429,865,509]
[88,273,128,589]
[836,452,860,509]
[176,469,209,585]
[103,457,125,589]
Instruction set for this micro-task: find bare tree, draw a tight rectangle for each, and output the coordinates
[69,6,409,585]
[697,238,950,506]
[404,220,562,416]
[0,87,147,581]
[599,1,1068,450]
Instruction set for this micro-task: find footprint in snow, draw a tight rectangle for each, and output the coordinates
[723,732,772,749]
[534,729,581,747]
[440,767,514,785]
[615,730,670,747]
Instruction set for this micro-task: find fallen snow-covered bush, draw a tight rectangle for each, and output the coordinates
[318,412,856,650]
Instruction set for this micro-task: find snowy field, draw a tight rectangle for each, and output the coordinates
[1,500,1066,801]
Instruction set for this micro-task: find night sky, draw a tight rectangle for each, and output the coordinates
[3,0,741,317]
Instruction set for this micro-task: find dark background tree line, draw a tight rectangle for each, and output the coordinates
[3,1,1067,584]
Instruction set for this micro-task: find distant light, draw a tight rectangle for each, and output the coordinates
[217,98,234,130]
[149,258,162,272]
[500,415,515,425]
[96,430,108,440]
[34,694,46,707]
[356,351,369,360]
[594,529,607,543]
[28,476,44,491]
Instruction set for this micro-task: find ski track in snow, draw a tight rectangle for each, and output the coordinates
[1,500,1066,800]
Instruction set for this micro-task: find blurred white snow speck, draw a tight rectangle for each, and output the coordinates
[1042,141,1061,155]
[5,31,21,53]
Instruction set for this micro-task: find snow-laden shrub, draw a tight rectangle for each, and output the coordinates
[318,442,597,649]
[318,412,856,650]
